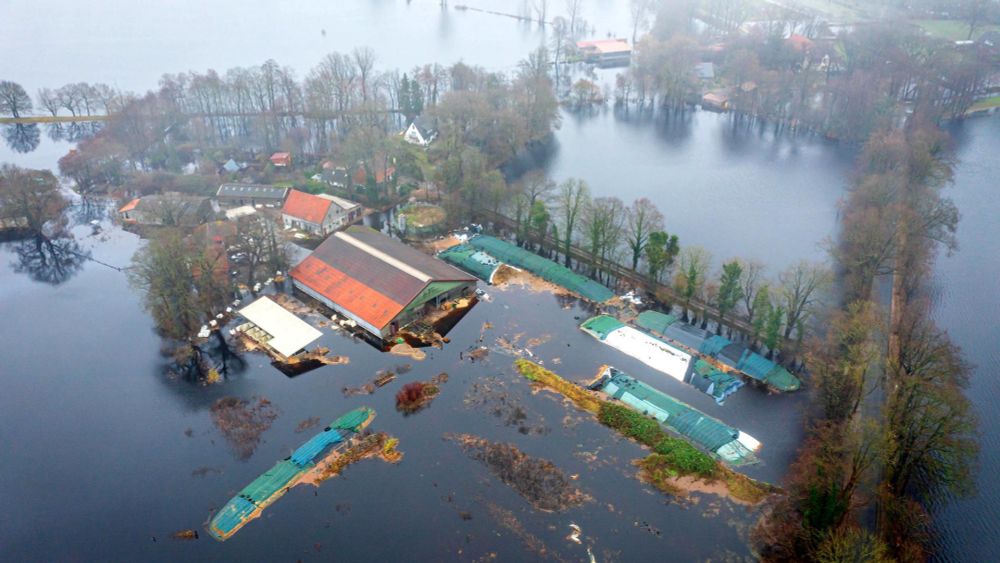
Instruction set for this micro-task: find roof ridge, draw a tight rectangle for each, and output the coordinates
[335,231,431,283]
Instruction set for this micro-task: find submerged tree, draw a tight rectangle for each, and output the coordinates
[0,164,66,236]
[128,229,231,341]
[0,80,32,118]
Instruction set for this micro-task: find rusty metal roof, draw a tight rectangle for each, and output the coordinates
[290,227,474,330]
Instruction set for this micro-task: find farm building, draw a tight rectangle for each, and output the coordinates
[216,183,289,208]
[117,193,212,226]
[576,38,632,67]
[290,226,476,340]
[281,189,361,235]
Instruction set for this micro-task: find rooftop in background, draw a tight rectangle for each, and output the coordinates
[237,296,322,358]
[576,38,631,55]
[216,183,289,200]
[270,152,292,167]
[283,189,335,224]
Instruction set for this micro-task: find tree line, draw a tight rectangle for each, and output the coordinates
[613,1,996,142]
[474,171,831,359]
[753,117,977,562]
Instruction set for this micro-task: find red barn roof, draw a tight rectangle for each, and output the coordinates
[282,189,333,224]
[290,226,475,331]
[352,165,395,186]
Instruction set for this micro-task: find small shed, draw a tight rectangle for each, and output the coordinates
[237,296,323,359]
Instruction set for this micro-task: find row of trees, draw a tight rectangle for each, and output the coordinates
[754,120,977,560]
[488,172,830,355]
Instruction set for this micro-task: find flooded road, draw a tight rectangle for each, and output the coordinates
[1,0,998,559]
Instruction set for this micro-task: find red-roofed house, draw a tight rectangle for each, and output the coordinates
[352,165,396,187]
[290,226,476,339]
[281,189,361,235]
[270,152,292,167]
[786,34,814,53]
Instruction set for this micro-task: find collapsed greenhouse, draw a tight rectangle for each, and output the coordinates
[439,235,614,303]
[590,367,760,465]
[580,315,744,404]
[635,310,801,392]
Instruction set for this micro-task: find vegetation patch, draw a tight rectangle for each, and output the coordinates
[515,358,601,414]
[515,360,772,504]
[395,372,448,414]
[449,434,589,512]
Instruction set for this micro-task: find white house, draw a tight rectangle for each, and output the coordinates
[402,116,437,147]
[281,189,361,236]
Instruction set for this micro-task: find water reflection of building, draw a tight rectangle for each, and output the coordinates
[290,226,476,341]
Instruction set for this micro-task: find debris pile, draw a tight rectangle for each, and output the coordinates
[395,373,448,414]
[449,434,589,512]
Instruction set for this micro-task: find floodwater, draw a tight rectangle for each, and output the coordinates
[1,0,997,560]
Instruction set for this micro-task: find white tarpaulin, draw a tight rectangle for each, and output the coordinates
[238,296,322,358]
[602,326,693,382]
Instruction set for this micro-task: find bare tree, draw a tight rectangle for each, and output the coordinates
[629,0,656,44]
[624,197,664,271]
[353,47,377,103]
[778,260,832,340]
[533,0,549,24]
[0,81,33,118]
[555,178,590,266]
[738,259,765,322]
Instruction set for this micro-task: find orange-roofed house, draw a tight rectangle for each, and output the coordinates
[270,152,292,167]
[290,226,476,339]
[281,189,361,236]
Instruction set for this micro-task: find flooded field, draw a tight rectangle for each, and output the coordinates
[0,209,806,560]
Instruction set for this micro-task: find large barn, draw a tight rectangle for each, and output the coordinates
[290,226,476,340]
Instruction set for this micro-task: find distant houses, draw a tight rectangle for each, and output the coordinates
[402,116,438,147]
[352,164,396,189]
[281,189,361,235]
[216,183,289,208]
[701,91,730,112]
[118,193,212,227]
[576,38,632,67]
[269,152,292,168]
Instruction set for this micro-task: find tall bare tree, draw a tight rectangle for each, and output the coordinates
[624,197,664,271]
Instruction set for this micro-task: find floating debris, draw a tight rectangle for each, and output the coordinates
[210,396,279,461]
[191,466,222,478]
[295,417,322,433]
[389,342,426,360]
[449,434,589,512]
[567,523,582,544]
[486,502,566,561]
[171,529,199,541]
[374,370,397,387]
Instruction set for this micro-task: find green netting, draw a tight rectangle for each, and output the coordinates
[764,365,801,392]
[468,236,614,302]
[736,350,801,391]
[438,244,501,282]
[691,359,744,403]
[634,310,679,334]
[239,460,305,505]
[599,368,756,465]
[580,315,625,340]
[699,335,731,357]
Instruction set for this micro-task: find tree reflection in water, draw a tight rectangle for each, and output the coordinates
[2,123,41,153]
[10,235,89,285]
